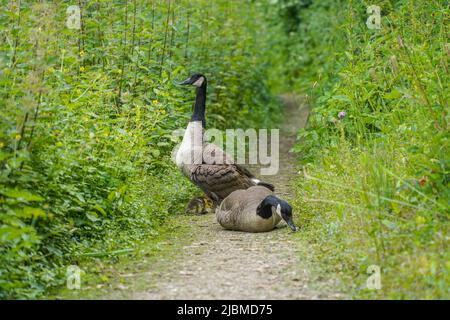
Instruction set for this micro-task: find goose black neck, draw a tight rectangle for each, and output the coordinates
[256,195,279,219]
[191,81,207,127]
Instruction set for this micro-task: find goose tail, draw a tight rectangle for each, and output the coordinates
[256,181,275,192]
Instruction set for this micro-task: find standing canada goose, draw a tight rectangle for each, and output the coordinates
[216,186,298,232]
[176,73,274,205]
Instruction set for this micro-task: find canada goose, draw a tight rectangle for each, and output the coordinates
[176,73,274,205]
[216,186,298,233]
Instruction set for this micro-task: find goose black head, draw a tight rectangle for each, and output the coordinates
[277,199,298,232]
[257,195,298,232]
[179,73,207,87]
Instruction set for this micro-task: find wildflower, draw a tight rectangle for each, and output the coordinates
[79,50,85,57]
[338,111,346,120]
[79,66,85,72]
[152,100,159,105]
[419,175,428,187]
[15,134,21,140]
[0,142,4,148]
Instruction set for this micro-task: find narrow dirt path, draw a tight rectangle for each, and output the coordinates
[103,95,342,299]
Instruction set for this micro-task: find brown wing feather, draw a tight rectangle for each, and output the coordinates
[202,143,257,181]
[187,143,274,203]
[191,164,255,203]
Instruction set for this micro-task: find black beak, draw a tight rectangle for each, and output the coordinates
[179,77,192,85]
[285,217,298,232]
[281,211,298,232]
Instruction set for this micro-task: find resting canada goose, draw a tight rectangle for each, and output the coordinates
[216,186,298,232]
[176,73,274,205]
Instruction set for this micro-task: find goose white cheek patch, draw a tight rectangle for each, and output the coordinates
[276,204,281,217]
[193,77,204,87]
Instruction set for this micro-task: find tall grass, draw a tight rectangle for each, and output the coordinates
[289,0,449,298]
[0,0,284,298]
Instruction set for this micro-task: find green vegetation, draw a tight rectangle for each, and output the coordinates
[49,214,194,300]
[1,0,448,300]
[0,0,283,298]
[288,0,449,298]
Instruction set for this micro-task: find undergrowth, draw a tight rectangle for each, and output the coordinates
[289,0,449,299]
[0,0,283,298]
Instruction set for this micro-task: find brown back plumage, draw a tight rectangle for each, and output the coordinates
[187,142,274,204]
[190,163,256,203]
[216,186,280,232]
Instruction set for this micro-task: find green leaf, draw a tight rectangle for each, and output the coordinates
[93,204,107,217]
[107,191,117,203]
[0,150,11,161]
[391,202,401,214]
[86,211,100,222]
[21,207,47,219]
[0,189,44,202]
[384,89,401,100]
[382,219,397,229]
[151,149,160,157]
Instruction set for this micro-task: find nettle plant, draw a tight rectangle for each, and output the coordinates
[0,0,283,298]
